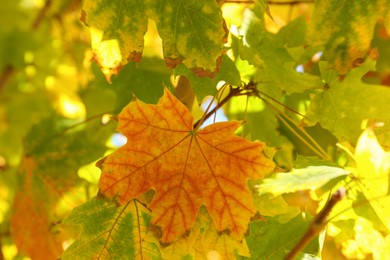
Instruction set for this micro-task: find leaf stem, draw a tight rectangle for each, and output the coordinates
[285,188,346,260]
[193,85,242,129]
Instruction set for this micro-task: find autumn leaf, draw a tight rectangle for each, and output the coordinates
[308,0,390,74]
[353,127,390,231]
[151,0,227,77]
[81,0,148,81]
[160,206,250,259]
[11,157,64,260]
[97,88,275,243]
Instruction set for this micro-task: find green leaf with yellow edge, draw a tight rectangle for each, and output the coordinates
[353,127,390,231]
[61,197,160,259]
[257,166,349,197]
[308,0,390,74]
[81,0,148,81]
[305,59,390,142]
[152,0,227,77]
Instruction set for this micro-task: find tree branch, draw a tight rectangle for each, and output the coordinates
[0,66,15,91]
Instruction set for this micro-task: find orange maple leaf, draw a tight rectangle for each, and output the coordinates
[98,88,275,243]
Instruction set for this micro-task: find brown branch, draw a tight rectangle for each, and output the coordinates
[285,188,346,260]
[0,66,15,91]
[32,0,53,30]
[193,85,243,129]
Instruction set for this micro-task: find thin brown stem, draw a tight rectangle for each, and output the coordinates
[285,188,346,260]
[32,0,53,30]
[193,86,243,129]
[0,66,15,91]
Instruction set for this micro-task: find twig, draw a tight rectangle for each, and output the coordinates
[193,83,256,129]
[32,0,52,30]
[285,188,346,260]
[0,66,15,91]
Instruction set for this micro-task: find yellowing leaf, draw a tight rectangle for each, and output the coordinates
[82,0,227,80]
[308,0,390,74]
[97,88,275,243]
[82,0,148,81]
[160,207,250,259]
[354,127,390,230]
[152,0,227,76]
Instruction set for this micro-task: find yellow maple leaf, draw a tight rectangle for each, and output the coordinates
[98,88,275,243]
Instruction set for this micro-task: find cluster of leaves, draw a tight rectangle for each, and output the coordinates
[0,0,390,259]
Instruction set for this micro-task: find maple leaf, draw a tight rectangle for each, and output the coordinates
[81,0,227,80]
[97,88,275,243]
[61,197,160,259]
[305,59,390,142]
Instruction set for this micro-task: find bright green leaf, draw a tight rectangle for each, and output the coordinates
[257,166,349,197]
[305,59,390,142]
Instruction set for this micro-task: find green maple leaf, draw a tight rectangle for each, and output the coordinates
[239,8,323,94]
[61,197,160,259]
[305,59,390,142]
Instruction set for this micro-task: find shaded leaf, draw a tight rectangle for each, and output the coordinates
[10,115,111,259]
[257,166,349,197]
[245,215,320,259]
[97,88,275,243]
[174,55,241,101]
[61,197,160,259]
[240,8,323,94]
[11,157,64,260]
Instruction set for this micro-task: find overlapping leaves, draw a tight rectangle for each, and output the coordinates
[82,0,227,80]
